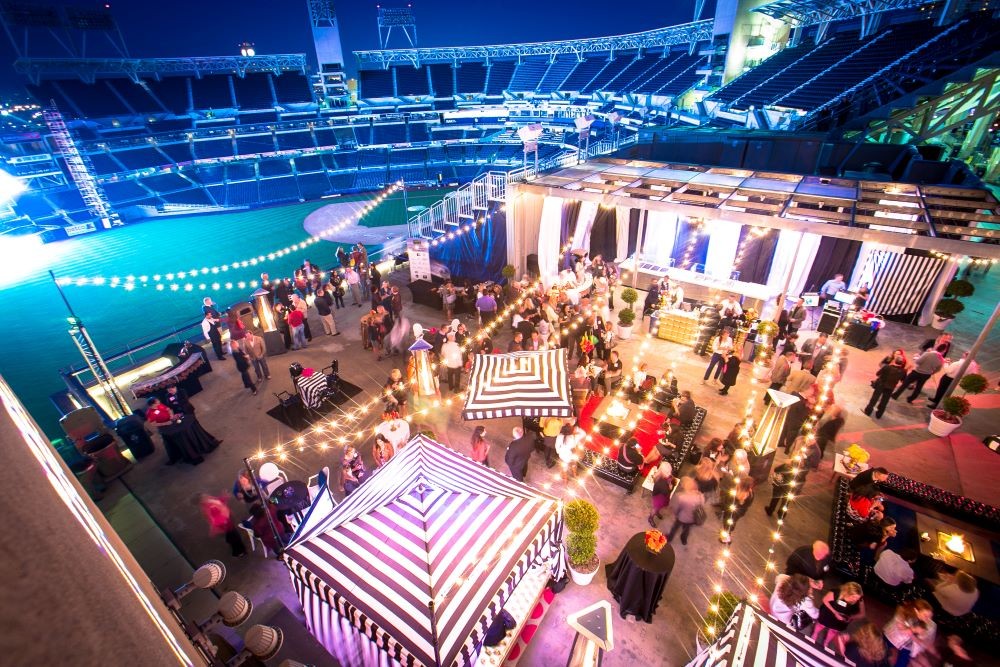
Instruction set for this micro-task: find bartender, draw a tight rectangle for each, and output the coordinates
[819,273,847,307]
[718,294,743,331]
[853,283,870,310]
[666,280,684,310]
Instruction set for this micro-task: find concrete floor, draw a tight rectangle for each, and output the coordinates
[98,267,1000,667]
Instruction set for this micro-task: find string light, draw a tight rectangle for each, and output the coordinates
[677,218,705,269]
[56,181,403,289]
[929,251,996,265]
[427,216,489,248]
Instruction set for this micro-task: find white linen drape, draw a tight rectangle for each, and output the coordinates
[766,230,822,297]
[537,196,564,288]
[572,201,599,252]
[615,206,631,263]
[641,210,678,266]
[704,220,742,278]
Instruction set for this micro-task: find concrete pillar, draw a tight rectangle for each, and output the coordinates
[0,375,204,666]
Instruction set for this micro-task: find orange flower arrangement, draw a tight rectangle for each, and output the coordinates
[644,529,667,554]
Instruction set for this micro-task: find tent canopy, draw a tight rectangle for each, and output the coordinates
[284,435,562,667]
[686,602,845,667]
[463,348,573,420]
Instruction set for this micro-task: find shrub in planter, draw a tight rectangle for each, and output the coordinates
[937,396,971,424]
[700,592,741,642]
[501,264,516,280]
[617,308,636,328]
[945,279,975,298]
[757,320,779,337]
[958,373,988,395]
[621,287,639,311]
[934,298,965,319]
[564,499,600,573]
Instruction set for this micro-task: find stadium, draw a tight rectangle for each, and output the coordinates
[1,0,999,666]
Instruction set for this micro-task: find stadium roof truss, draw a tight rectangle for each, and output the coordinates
[354,20,714,68]
[14,54,308,85]
[754,0,939,40]
[516,158,1000,258]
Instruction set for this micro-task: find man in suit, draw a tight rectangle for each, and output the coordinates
[164,384,194,415]
[505,427,535,483]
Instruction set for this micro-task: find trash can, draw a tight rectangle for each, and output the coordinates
[648,311,659,335]
[83,432,132,480]
[115,414,155,459]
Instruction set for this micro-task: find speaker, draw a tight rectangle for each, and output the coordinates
[817,308,840,335]
[526,253,539,278]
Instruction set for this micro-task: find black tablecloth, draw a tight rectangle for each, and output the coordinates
[843,321,879,351]
[605,532,675,622]
[159,415,220,465]
[270,480,311,513]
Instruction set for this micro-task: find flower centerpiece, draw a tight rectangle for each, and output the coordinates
[843,444,870,473]
[644,529,667,554]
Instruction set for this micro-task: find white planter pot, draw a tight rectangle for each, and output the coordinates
[568,560,600,586]
[930,315,954,331]
[617,324,634,340]
[928,410,961,437]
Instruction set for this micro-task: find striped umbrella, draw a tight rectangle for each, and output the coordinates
[686,603,845,667]
[463,349,573,420]
[284,435,563,667]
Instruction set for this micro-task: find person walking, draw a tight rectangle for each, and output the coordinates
[720,479,754,544]
[470,425,491,467]
[765,459,807,517]
[646,461,674,526]
[555,421,584,483]
[231,343,257,396]
[201,311,227,361]
[765,350,797,404]
[539,415,563,468]
[242,330,270,382]
[798,332,828,371]
[345,266,363,307]
[314,287,339,336]
[815,405,845,457]
[928,352,978,409]
[665,476,705,546]
[892,345,945,403]
[505,426,535,483]
[719,350,741,396]
[372,433,394,469]
[703,328,734,383]
[441,333,464,394]
[197,493,246,558]
[787,298,807,335]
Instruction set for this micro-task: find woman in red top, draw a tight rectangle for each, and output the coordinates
[145,397,173,424]
[197,493,247,557]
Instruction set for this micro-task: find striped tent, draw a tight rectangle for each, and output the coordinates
[284,435,563,667]
[463,349,573,420]
[686,603,846,667]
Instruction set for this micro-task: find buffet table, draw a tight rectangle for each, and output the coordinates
[656,309,700,345]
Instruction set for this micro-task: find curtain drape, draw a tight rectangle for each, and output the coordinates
[615,206,631,262]
[803,236,862,293]
[560,199,581,270]
[766,230,822,297]
[430,204,506,282]
[589,206,618,262]
[537,196,563,286]
[642,210,678,266]
[671,217,710,269]
[736,227,779,285]
[704,220,742,278]
[572,201,599,252]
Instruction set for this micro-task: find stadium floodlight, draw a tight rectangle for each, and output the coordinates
[0,169,27,205]
[240,41,256,57]
[160,559,226,609]
[197,591,254,632]
[517,124,544,176]
[227,625,284,666]
[574,115,595,160]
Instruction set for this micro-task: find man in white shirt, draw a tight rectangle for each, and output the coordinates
[703,329,734,384]
[441,333,464,394]
[873,548,916,586]
[932,571,979,617]
[718,295,743,327]
[344,266,363,306]
[819,274,846,306]
[928,352,979,409]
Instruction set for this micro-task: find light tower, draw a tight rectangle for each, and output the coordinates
[377,4,418,49]
[307,0,347,100]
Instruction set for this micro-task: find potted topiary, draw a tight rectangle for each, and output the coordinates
[621,286,638,311]
[958,373,988,395]
[617,307,636,340]
[697,592,742,651]
[928,396,971,437]
[564,498,600,585]
[501,264,517,298]
[932,279,975,330]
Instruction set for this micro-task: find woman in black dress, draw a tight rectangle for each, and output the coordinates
[718,350,741,396]
[813,581,865,656]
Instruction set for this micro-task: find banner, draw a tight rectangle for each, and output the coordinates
[407,239,431,282]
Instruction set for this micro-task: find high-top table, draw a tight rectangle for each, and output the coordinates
[605,532,675,623]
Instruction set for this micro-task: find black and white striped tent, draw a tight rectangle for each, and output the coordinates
[463,348,573,420]
[284,435,563,667]
[686,603,846,667]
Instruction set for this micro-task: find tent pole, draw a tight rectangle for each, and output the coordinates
[244,456,283,557]
[940,297,1000,402]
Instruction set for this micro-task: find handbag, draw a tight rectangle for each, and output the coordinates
[789,603,812,632]
[693,505,707,526]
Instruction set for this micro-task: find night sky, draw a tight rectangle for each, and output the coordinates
[0,0,712,98]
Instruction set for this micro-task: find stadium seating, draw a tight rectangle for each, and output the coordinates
[582,53,633,93]
[359,69,395,98]
[536,58,579,93]
[360,149,388,169]
[276,130,316,151]
[428,63,454,97]
[156,142,193,165]
[408,122,431,143]
[147,77,191,114]
[327,173,355,191]
[296,172,331,198]
[159,188,215,206]
[602,53,662,94]
[313,127,338,149]
[509,59,549,91]
[107,79,164,114]
[233,73,274,109]
[141,173,189,192]
[194,138,235,159]
[147,118,192,133]
[395,65,430,96]
[225,163,255,181]
[708,42,815,106]
[293,154,324,172]
[224,180,260,206]
[59,79,133,117]
[258,176,301,202]
[272,73,313,104]
[372,124,407,145]
[235,134,274,156]
[559,57,607,91]
[455,62,488,94]
[114,147,168,171]
[86,151,125,176]
[101,179,150,204]
[485,62,516,95]
[259,159,293,177]
[190,75,235,109]
[636,52,705,96]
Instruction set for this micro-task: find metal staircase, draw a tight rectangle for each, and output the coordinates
[43,106,122,229]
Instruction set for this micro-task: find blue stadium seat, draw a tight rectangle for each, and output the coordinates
[193,139,234,159]
[485,62,516,95]
[185,164,224,184]
[148,77,190,115]
[354,171,387,190]
[602,54,662,94]
[395,65,430,96]
[509,59,549,91]
[455,62,487,94]
[108,79,164,114]
[408,122,431,143]
[57,79,131,118]
[582,53,632,93]
[205,184,225,203]
[225,180,260,206]
[160,189,214,206]
[431,128,465,141]
[360,149,388,168]
[225,163,255,181]
[238,111,278,124]
[190,75,235,109]
[636,52,705,95]
[389,148,425,166]
[709,43,813,106]
[141,173,189,192]
[147,118,191,133]
[102,179,150,204]
[560,57,609,91]
[273,73,313,104]
[86,151,123,176]
[114,147,168,171]
[158,142,194,164]
[259,177,301,202]
[296,172,331,198]
[276,130,315,151]
[294,155,323,172]
[233,73,274,109]
[327,173,354,191]
[235,135,274,156]
[372,124,407,145]
[48,188,87,213]
[259,159,293,177]
[359,69,394,98]
[313,127,338,148]
[428,64,454,97]
[537,59,579,93]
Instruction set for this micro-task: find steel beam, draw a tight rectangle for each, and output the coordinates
[14,54,308,84]
[355,20,714,68]
[754,0,938,28]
